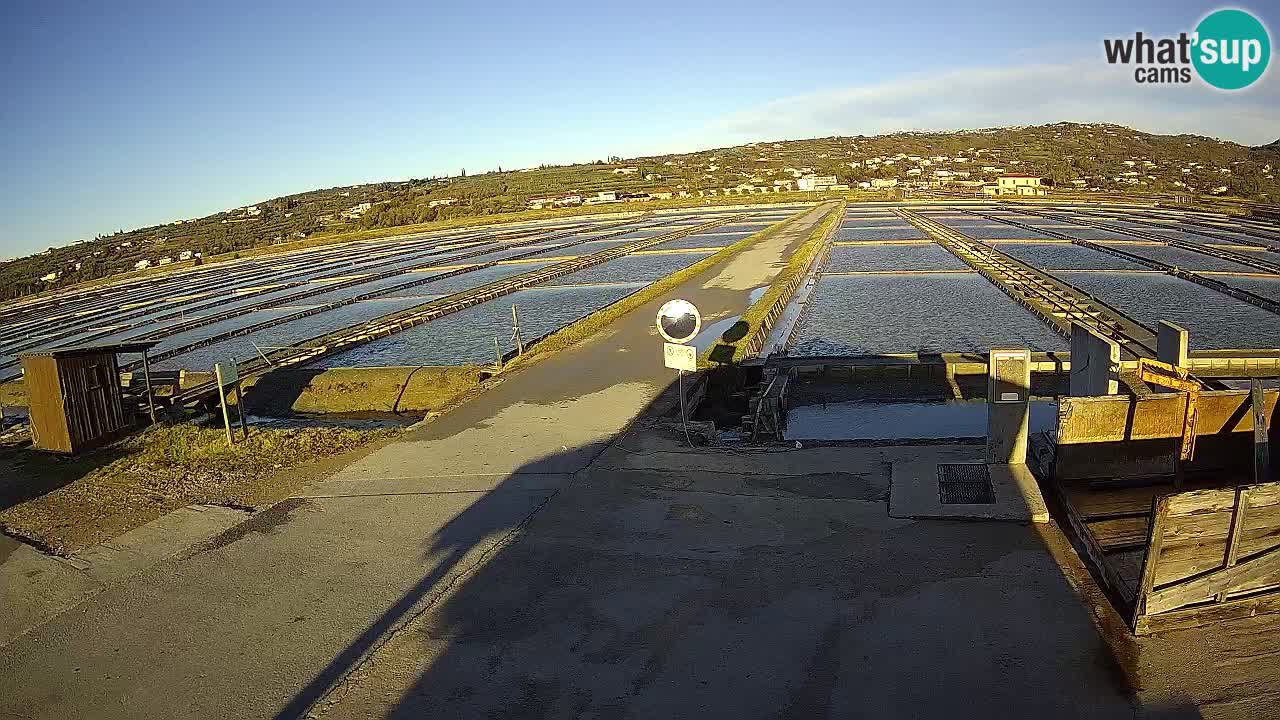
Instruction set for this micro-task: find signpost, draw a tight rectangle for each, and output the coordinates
[663,342,697,372]
[656,299,701,443]
[213,359,249,447]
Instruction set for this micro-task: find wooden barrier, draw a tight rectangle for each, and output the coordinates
[1132,483,1280,633]
[1055,390,1278,482]
[1047,386,1280,634]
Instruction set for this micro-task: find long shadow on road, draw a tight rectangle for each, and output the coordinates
[270,379,1153,720]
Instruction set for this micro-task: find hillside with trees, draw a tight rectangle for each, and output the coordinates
[4,122,1278,303]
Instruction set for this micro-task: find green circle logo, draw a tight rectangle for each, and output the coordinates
[1193,9,1271,90]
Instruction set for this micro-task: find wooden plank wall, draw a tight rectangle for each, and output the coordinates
[58,353,126,453]
[20,355,70,453]
[1056,390,1278,481]
[1133,482,1280,633]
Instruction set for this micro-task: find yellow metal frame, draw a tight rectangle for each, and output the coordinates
[1135,357,1202,484]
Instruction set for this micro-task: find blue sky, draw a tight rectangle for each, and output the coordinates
[1,0,1276,257]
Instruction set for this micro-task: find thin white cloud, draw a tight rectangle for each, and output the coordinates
[710,60,1280,146]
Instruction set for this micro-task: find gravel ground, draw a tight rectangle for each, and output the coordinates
[0,424,393,554]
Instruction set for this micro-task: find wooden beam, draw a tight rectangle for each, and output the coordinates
[1135,589,1280,635]
[1146,543,1280,615]
[1216,487,1249,603]
[1133,495,1170,631]
[1256,379,1271,484]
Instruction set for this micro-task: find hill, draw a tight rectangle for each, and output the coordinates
[3,122,1278,303]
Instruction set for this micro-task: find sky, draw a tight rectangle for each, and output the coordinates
[1,0,1276,257]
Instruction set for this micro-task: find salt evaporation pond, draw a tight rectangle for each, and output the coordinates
[789,274,1067,355]
[1058,272,1280,349]
[314,283,643,367]
[824,244,968,272]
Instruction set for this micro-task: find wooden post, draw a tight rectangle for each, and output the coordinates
[1133,495,1170,630]
[1216,488,1249,603]
[215,364,234,448]
[235,379,249,440]
[512,304,524,356]
[141,349,157,425]
[493,337,503,370]
[1254,379,1270,484]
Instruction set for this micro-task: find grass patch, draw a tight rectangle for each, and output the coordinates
[0,379,24,408]
[0,423,394,554]
[705,206,842,365]
[509,208,820,363]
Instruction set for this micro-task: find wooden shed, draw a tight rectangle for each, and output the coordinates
[17,342,159,455]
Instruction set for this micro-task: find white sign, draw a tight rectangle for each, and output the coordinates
[656,299,701,344]
[214,360,238,388]
[663,342,697,372]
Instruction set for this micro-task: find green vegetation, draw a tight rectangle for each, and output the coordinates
[243,366,483,414]
[705,209,842,365]
[6,122,1279,304]
[0,423,393,554]
[510,211,811,362]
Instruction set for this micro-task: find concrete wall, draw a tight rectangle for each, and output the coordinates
[1157,321,1189,367]
[1069,323,1118,396]
[1055,389,1278,481]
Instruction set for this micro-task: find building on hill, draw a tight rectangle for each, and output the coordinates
[526,194,583,209]
[996,174,1047,196]
[584,191,620,205]
[797,175,838,191]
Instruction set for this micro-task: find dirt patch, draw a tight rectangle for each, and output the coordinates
[0,423,393,554]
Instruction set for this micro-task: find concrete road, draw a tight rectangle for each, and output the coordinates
[0,204,852,719]
[317,437,1136,719]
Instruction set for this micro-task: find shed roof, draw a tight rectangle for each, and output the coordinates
[17,341,160,360]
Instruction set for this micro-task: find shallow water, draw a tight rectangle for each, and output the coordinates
[313,283,643,367]
[379,263,552,298]
[1221,276,1280,304]
[785,399,1057,441]
[993,243,1147,270]
[1097,244,1260,272]
[959,226,1059,240]
[824,244,968,272]
[1057,271,1280,349]
[652,233,743,250]
[1031,226,1133,241]
[545,252,711,286]
[835,227,927,242]
[154,297,428,371]
[790,274,1067,355]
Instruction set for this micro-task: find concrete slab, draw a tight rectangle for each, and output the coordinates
[0,536,102,649]
[0,504,248,648]
[890,455,1049,522]
[316,435,1130,720]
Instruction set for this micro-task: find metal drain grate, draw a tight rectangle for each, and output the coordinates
[938,463,995,504]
